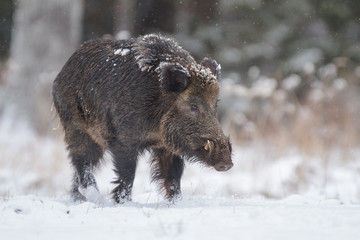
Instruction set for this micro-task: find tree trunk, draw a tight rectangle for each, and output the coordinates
[7,0,83,135]
[132,0,176,36]
[114,0,134,37]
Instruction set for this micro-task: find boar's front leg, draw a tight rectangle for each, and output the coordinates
[109,143,138,203]
[151,149,184,202]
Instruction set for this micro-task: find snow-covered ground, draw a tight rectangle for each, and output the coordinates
[1,195,360,240]
[0,194,360,240]
[1,111,360,239]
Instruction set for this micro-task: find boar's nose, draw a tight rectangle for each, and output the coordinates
[214,162,233,171]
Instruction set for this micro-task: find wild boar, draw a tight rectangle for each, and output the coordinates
[52,34,233,203]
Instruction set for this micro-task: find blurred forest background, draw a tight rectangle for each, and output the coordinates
[0,0,360,199]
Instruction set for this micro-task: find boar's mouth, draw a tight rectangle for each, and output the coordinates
[191,138,233,172]
[213,162,233,171]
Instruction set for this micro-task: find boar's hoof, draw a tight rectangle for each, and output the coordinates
[214,162,233,171]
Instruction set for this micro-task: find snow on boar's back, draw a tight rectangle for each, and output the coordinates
[52,34,233,203]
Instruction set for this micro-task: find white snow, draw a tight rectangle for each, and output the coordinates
[333,78,347,91]
[114,48,130,56]
[188,63,218,85]
[78,185,107,205]
[303,61,315,75]
[216,62,221,72]
[156,62,191,81]
[282,74,301,91]
[250,76,277,97]
[288,48,323,71]
[1,195,360,240]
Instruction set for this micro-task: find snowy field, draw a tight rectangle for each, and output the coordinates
[2,195,360,240]
[1,111,360,239]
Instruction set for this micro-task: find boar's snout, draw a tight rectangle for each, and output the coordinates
[214,161,233,171]
[203,137,233,171]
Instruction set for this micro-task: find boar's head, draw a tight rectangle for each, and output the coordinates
[158,57,233,171]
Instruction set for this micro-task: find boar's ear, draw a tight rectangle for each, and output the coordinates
[201,57,221,80]
[158,62,191,93]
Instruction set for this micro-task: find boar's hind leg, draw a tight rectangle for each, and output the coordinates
[109,144,138,204]
[151,149,184,202]
[65,128,104,201]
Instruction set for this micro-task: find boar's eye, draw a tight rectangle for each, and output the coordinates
[190,103,200,113]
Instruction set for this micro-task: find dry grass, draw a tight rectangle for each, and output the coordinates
[219,59,360,198]
[222,59,360,158]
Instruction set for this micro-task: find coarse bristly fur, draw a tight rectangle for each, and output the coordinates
[52,33,233,203]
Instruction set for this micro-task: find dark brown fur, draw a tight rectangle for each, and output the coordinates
[52,34,233,203]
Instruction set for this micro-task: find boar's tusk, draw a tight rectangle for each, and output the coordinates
[204,140,211,151]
